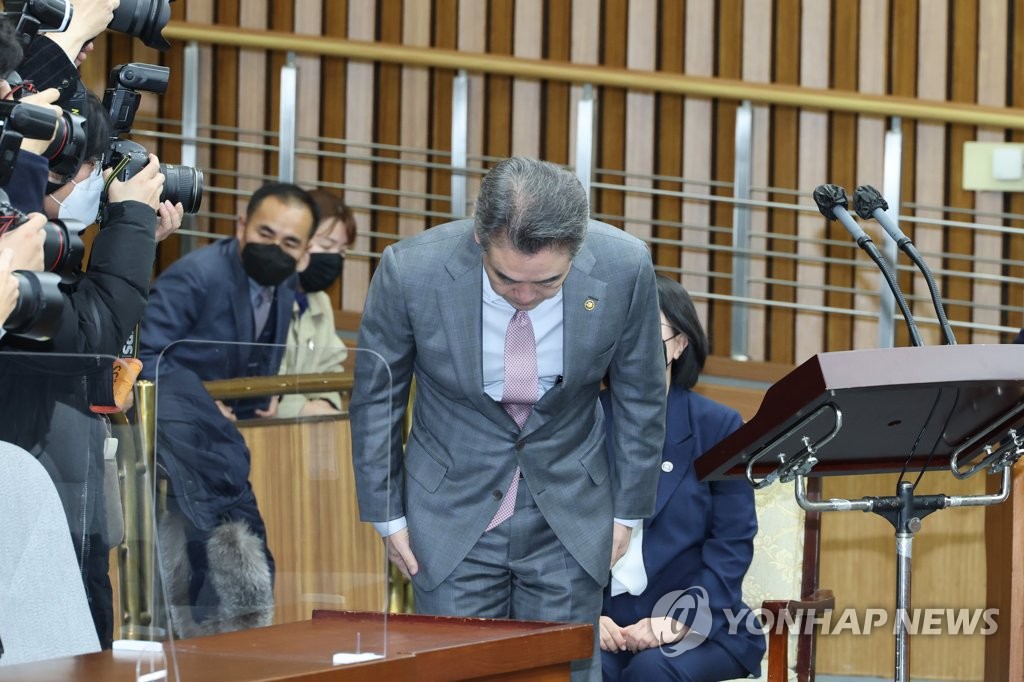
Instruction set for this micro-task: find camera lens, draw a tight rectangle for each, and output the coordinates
[4,270,63,341]
[108,0,172,51]
[43,111,87,180]
[42,219,84,274]
[160,164,203,215]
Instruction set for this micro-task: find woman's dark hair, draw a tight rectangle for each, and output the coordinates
[307,188,357,246]
[83,90,112,163]
[656,274,708,389]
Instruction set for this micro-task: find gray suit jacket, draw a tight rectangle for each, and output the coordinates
[350,219,665,590]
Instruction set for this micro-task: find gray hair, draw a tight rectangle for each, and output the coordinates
[473,157,589,256]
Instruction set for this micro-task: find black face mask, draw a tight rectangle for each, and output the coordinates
[241,242,297,287]
[299,252,343,292]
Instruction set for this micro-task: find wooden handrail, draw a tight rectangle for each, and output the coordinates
[166,20,1024,130]
[201,373,353,401]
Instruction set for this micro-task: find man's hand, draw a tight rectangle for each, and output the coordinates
[254,395,279,418]
[214,400,236,422]
[599,615,627,652]
[47,0,119,61]
[0,213,47,272]
[105,154,165,210]
[0,249,20,326]
[297,398,340,417]
[15,88,62,155]
[621,617,687,653]
[384,527,419,579]
[611,521,631,567]
[155,200,184,241]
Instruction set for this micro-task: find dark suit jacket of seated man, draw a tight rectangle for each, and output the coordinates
[136,182,318,634]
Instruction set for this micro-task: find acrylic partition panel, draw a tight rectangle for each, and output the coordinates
[150,340,393,678]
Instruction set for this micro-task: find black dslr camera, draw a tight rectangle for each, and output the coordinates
[0,97,60,185]
[102,63,203,214]
[0,194,65,341]
[3,0,175,49]
[0,191,82,274]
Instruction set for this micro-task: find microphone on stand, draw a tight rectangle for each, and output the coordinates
[853,185,956,345]
[812,184,924,347]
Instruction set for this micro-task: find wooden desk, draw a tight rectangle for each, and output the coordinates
[0,611,593,681]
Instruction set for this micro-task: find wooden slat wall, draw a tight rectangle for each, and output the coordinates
[84,0,1024,365]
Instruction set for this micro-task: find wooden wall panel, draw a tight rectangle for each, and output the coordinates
[541,0,572,165]
[852,0,886,352]
[742,0,772,362]
[710,0,743,357]
[622,0,656,244]
[681,0,714,322]
[972,0,1007,345]
[397,0,430,239]
[913,1,948,347]
[651,0,684,277]
[767,0,800,364]
[457,0,486,211]
[794,2,830,363]
[244,418,387,623]
[568,0,600,170]
[594,0,627,228]
[825,0,858,353]
[343,1,375,312]
[511,0,542,158]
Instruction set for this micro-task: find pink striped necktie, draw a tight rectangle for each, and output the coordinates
[486,310,537,531]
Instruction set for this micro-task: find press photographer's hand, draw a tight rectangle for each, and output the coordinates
[0,213,46,271]
[155,200,184,241]
[0,249,19,326]
[48,0,120,62]
[104,154,165,210]
[12,88,62,155]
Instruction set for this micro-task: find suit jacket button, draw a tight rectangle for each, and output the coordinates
[492,490,503,500]
[662,461,674,473]
[516,440,525,451]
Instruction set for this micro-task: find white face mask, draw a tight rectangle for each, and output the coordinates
[50,166,103,234]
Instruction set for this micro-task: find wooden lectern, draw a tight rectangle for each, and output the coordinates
[695,345,1024,682]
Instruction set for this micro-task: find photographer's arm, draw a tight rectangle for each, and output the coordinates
[32,0,117,65]
[0,249,20,329]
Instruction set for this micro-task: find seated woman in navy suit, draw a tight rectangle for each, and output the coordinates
[599,275,765,682]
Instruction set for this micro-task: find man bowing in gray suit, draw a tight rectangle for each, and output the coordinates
[350,156,665,680]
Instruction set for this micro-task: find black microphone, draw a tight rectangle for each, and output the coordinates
[812,184,924,347]
[854,185,956,345]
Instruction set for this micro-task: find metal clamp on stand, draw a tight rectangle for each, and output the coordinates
[794,464,1013,682]
[950,406,1024,478]
[745,403,842,489]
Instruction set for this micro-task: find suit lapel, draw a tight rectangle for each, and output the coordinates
[436,227,511,428]
[225,239,255,371]
[521,241,605,437]
[652,386,694,520]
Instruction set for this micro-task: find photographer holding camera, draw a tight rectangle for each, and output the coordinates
[0,1,184,651]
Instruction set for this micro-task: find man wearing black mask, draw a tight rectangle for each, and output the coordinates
[136,182,317,636]
[266,188,355,418]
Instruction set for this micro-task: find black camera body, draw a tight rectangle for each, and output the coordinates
[1,0,73,44]
[0,98,62,185]
[102,63,203,214]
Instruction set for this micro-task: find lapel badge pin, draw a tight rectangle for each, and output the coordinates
[584,298,596,311]
[661,461,674,473]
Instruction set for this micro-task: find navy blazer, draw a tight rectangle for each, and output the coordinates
[601,385,765,676]
[138,238,295,385]
[137,238,297,530]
